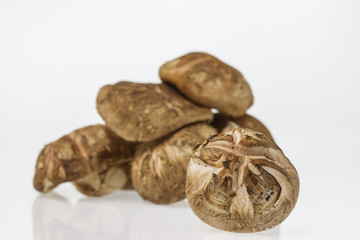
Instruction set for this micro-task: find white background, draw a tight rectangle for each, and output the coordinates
[1,0,359,239]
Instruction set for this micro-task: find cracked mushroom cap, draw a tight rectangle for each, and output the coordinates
[73,161,133,196]
[186,128,299,232]
[212,113,273,140]
[96,82,213,142]
[131,123,217,204]
[33,125,135,193]
[159,52,253,117]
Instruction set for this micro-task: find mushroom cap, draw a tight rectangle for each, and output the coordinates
[159,52,253,117]
[212,113,273,140]
[131,123,217,204]
[186,128,299,232]
[97,82,213,142]
[33,125,134,193]
[73,161,133,196]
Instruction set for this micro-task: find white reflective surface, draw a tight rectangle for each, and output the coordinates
[32,191,281,240]
[1,0,360,239]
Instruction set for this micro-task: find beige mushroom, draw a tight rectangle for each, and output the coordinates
[186,128,299,232]
[97,81,213,142]
[131,123,217,204]
[33,125,134,193]
[159,52,253,117]
[73,161,133,196]
[212,113,273,140]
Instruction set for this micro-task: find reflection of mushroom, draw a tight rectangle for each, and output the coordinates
[32,192,128,240]
[212,113,273,140]
[201,226,281,240]
[131,123,217,204]
[129,201,207,240]
[186,128,299,232]
[159,52,253,117]
[32,193,73,240]
[33,125,134,193]
[97,81,213,142]
[73,161,133,196]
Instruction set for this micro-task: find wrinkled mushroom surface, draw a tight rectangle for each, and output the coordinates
[131,123,217,204]
[159,52,253,117]
[97,82,213,142]
[186,128,299,232]
[73,161,133,196]
[34,125,134,193]
[212,113,273,140]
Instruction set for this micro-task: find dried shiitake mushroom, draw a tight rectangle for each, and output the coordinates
[159,52,253,117]
[97,81,213,142]
[186,128,299,232]
[33,125,134,193]
[212,113,273,140]
[131,123,217,204]
[73,161,133,196]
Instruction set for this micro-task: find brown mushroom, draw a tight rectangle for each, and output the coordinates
[131,123,217,204]
[186,128,299,232]
[73,161,133,196]
[212,113,273,140]
[97,81,213,142]
[159,52,253,117]
[33,125,135,193]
